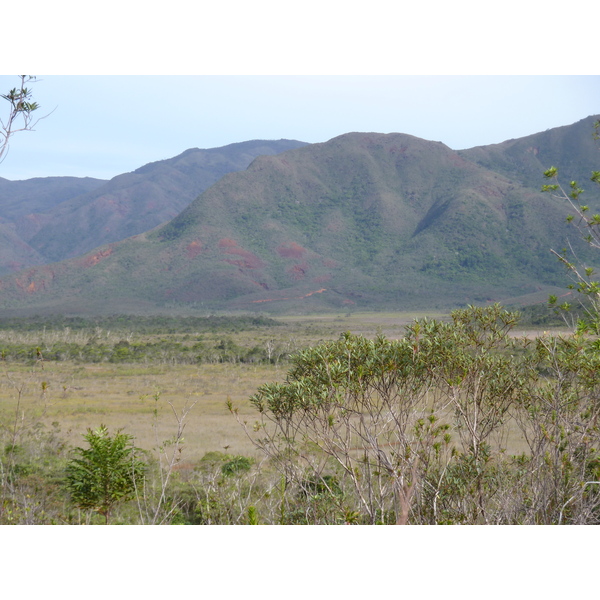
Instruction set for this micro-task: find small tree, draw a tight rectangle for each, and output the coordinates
[65,425,146,524]
[513,333,600,524]
[235,331,453,524]
[410,304,532,523]
[0,76,44,165]
[234,305,543,524]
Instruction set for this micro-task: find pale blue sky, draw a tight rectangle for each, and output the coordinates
[1,75,598,181]
[2,0,598,181]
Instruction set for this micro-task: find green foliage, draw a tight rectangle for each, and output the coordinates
[247,504,259,524]
[543,122,600,332]
[1,304,599,523]
[298,474,342,498]
[517,301,581,327]
[157,209,200,242]
[0,314,287,366]
[0,421,70,524]
[1,76,42,164]
[221,455,253,477]
[242,304,600,524]
[0,314,280,335]
[65,425,146,524]
[1,83,39,114]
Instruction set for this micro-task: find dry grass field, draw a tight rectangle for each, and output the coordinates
[0,309,558,465]
[0,361,279,460]
[0,311,447,463]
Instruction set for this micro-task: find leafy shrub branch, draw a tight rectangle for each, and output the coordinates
[543,119,600,332]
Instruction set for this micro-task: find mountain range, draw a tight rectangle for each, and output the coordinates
[0,139,308,275]
[0,116,598,316]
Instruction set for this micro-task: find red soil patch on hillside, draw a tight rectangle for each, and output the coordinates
[475,184,503,199]
[218,238,264,269]
[21,213,46,228]
[186,240,204,259]
[14,268,54,295]
[388,144,408,155]
[276,242,306,259]
[287,261,309,280]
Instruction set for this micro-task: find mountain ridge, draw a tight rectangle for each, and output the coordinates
[0,139,308,273]
[0,116,598,316]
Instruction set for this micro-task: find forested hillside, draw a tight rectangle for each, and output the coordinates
[0,139,307,274]
[0,116,598,315]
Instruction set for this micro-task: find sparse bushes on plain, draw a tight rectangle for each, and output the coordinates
[2,306,600,524]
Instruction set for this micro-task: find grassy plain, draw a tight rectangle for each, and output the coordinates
[0,309,567,466]
[0,311,450,464]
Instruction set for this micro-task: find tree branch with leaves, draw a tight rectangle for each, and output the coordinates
[0,75,47,165]
[543,119,600,333]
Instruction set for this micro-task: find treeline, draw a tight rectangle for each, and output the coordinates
[0,336,290,365]
[0,313,291,365]
[0,313,281,334]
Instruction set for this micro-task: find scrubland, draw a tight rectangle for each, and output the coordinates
[0,311,432,460]
[3,307,595,525]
